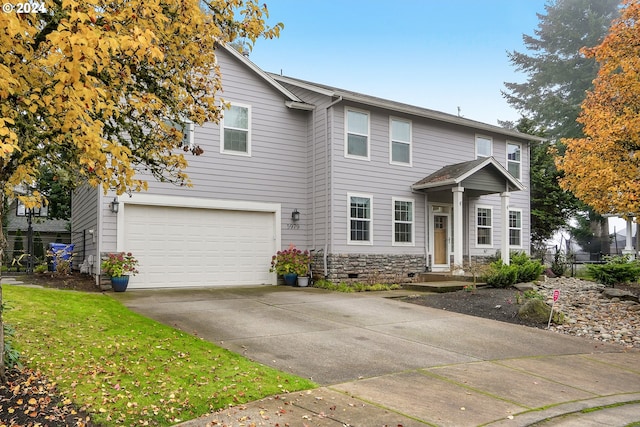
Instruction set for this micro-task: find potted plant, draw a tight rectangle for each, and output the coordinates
[269,244,311,286]
[101,252,139,292]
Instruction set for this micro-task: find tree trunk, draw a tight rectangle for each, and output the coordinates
[590,216,610,257]
[1,191,6,382]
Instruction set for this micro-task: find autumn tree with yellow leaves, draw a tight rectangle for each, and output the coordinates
[0,0,281,379]
[558,0,640,217]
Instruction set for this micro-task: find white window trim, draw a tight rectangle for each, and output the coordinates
[181,119,195,148]
[389,116,412,167]
[344,107,371,161]
[164,118,194,148]
[507,141,522,180]
[392,197,415,246]
[475,134,493,158]
[220,102,252,157]
[347,192,373,245]
[475,205,493,248]
[509,208,523,248]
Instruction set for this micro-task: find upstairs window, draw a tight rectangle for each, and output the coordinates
[393,198,414,245]
[348,194,372,244]
[345,108,370,159]
[222,104,250,155]
[507,142,522,180]
[390,118,412,165]
[476,135,492,158]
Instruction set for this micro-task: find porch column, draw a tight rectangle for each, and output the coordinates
[623,218,635,259]
[501,192,510,265]
[452,186,464,275]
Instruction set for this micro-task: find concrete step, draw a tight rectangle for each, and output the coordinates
[416,272,480,283]
[401,281,488,293]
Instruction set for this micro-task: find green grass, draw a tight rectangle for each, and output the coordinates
[3,285,316,425]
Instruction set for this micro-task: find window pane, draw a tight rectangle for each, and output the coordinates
[395,223,412,242]
[394,201,412,221]
[350,197,370,219]
[351,220,370,241]
[348,110,368,134]
[392,141,410,163]
[391,119,410,142]
[224,129,247,152]
[510,229,521,246]
[476,136,492,157]
[509,211,521,228]
[508,162,521,179]
[348,134,368,156]
[508,143,521,161]
[477,228,491,245]
[477,208,491,226]
[226,105,248,129]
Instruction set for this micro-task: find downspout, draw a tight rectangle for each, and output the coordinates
[95,188,102,288]
[311,107,316,251]
[324,96,343,277]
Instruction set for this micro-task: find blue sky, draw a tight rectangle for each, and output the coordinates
[249,0,548,125]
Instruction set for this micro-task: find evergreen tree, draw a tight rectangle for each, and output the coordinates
[503,0,619,140]
[503,0,619,254]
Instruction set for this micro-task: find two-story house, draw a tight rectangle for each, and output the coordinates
[71,44,541,289]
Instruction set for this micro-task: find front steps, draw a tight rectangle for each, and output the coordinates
[401,271,487,293]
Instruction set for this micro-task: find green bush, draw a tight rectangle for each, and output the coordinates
[313,279,400,292]
[482,254,543,288]
[512,253,544,283]
[587,255,640,286]
[482,260,518,288]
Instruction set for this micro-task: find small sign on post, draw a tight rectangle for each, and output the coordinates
[548,289,560,329]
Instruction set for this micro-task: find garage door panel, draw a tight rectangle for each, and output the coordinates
[123,205,276,288]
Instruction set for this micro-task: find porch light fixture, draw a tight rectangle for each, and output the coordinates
[291,208,300,222]
[110,197,120,214]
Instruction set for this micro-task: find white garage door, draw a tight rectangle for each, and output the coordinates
[123,204,276,288]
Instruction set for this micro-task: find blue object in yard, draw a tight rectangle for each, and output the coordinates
[48,243,74,271]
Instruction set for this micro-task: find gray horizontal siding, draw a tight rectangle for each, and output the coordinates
[139,49,312,250]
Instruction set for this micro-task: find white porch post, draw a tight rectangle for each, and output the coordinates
[623,218,635,259]
[452,186,464,275]
[501,192,510,265]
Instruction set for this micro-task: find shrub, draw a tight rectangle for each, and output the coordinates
[482,260,518,288]
[510,253,544,283]
[587,255,640,286]
[550,248,566,277]
[34,263,48,274]
[312,279,400,292]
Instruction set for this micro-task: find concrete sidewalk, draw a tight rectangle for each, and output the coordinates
[114,286,640,426]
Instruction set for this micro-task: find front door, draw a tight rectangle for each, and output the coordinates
[434,214,448,266]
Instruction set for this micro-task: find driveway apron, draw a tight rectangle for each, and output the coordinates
[114,286,640,426]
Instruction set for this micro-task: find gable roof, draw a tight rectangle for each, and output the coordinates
[269,74,545,143]
[219,44,314,111]
[412,157,525,192]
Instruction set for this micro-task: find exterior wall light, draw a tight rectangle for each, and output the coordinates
[110,198,120,214]
[291,208,300,222]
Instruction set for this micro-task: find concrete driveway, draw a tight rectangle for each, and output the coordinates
[114,286,640,426]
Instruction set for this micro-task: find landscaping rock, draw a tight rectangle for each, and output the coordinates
[518,299,553,323]
[602,288,639,303]
[514,282,536,292]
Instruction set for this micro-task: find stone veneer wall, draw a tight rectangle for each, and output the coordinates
[311,253,426,284]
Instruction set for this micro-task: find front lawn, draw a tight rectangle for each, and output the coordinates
[3,285,316,425]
